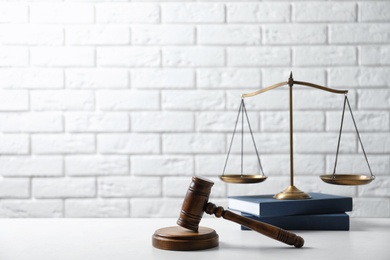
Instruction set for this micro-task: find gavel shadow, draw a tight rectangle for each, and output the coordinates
[218,242,313,251]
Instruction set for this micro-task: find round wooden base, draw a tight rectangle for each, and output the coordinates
[152,226,219,251]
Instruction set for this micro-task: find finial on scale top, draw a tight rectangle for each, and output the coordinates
[288,72,294,87]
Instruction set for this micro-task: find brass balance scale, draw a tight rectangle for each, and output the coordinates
[220,73,375,200]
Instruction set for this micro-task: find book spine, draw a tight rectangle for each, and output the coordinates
[261,198,352,217]
[240,213,350,231]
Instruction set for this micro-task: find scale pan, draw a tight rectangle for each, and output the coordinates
[219,175,267,184]
[320,174,375,186]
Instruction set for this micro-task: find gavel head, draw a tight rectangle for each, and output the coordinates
[177,176,214,232]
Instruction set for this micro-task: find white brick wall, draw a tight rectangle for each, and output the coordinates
[0,1,389,218]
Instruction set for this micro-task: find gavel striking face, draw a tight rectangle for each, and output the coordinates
[177,176,304,248]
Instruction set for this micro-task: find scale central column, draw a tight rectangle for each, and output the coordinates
[274,73,311,200]
[289,83,294,187]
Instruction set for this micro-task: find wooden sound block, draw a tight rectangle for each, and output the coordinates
[152,226,219,251]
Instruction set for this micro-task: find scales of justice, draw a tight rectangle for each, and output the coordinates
[219,73,375,200]
[152,73,376,251]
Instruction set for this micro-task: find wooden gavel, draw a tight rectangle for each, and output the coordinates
[177,176,304,248]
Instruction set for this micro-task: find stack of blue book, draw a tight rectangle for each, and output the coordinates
[228,192,352,230]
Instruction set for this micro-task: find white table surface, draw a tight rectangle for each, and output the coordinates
[0,218,389,260]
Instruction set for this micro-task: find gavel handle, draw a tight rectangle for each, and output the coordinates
[205,202,304,248]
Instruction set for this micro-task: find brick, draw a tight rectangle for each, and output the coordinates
[0,200,63,217]
[0,134,29,154]
[130,198,182,217]
[0,112,62,132]
[162,90,225,110]
[198,25,261,45]
[227,47,291,67]
[0,178,29,198]
[31,90,94,111]
[360,133,390,153]
[0,90,28,111]
[163,176,226,198]
[30,3,94,24]
[360,46,390,65]
[132,25,194,45]
[66,112,129,132]
[293,2,356,22]
[262,68,326,87]
[162,47,224,67]
[66,25,130,45]
[163,133,225,153]
[0,156,63,177]
[295,133,356,153]
[294,89,348,110]
[330,24,390,43]
[0,25,63,45]
[326,111,389,132]
[264,24,327,44]
[359,176,390,197]
[33,177,95,198]
[162,3,224,23]
[132,112,194,132]
[329,68,390,88]
[258,154,290,176]
[294,46,357,66]
[0,4,28,23]
[0,69,63,89]
[162,177,195,197]
[214,154,325,178]
[281,155,326,176]
[132,68,194,88]
[261,111,325,132]
[97,47,160,67]
[228,133,290,154]
[66,69,128,89]
[197,68,260,88]
[227,3,290,23]
[31,47,94,67]
[358,89,390,109]
[96,3,159,24]
[196,111,259,132]
[351,198,390,217]
[131,155,193,176]
[0,47,28,67]
[99,176,161,197]
[66,199,129,217]
[65,155,129,176]
[360,2,390,22]
[97,90,159,111]
[98,133,160,154]
[32,134,95,154]
[326,154,389,176]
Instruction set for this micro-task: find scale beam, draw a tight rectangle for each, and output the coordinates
[241,79,348,99]
[242,73,347,200]
[220,73,374,199]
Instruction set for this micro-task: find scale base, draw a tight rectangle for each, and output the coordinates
[274,185,311,200]
[152,226,219,251]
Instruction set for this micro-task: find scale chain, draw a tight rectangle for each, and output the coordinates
[346,97,374,177]
[222,100,243,176]
[221,99,265,177]
[332,96,347,177]
[242,100,265,176]
[332,95,374,178]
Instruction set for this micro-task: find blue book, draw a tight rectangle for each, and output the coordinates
[241,212,350,231]
[228,192,352,217]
